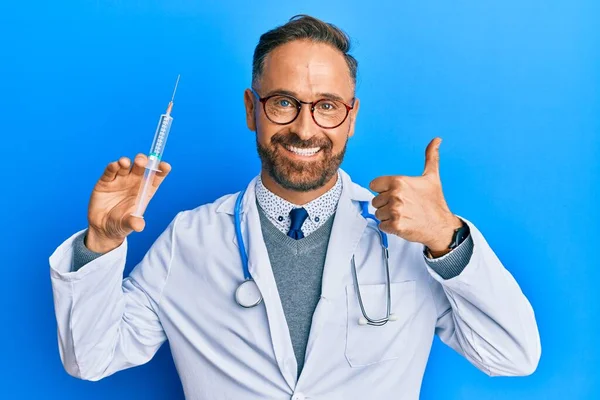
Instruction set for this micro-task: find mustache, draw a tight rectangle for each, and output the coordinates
[270,131,333,150]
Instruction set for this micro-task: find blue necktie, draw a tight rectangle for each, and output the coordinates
[288,207,309,239]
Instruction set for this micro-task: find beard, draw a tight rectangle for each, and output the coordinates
[256,130,348,192]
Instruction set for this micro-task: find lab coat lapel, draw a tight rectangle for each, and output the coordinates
[303,170,370,362]
[237,180,298,390]
[320,174,367,298]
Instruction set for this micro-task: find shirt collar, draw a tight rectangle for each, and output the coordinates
[255,172,343,228]
[216,168,373,216]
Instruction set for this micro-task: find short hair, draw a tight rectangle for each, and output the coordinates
[252,15,357,87]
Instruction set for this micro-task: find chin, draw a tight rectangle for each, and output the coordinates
[270,163,333,192]
[256,137,346,192]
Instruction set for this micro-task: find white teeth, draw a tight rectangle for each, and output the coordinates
[285,145,321,156]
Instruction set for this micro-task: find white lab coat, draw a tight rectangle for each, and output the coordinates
[49,169,541,400]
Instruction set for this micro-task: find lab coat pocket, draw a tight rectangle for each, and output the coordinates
[345,280,417,367]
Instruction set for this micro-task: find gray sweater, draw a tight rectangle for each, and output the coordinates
[257,204,334,376]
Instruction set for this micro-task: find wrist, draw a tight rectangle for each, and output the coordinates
[85,227,123,253]
[425,215,463,255]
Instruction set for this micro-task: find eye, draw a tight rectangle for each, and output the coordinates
[318,101,338,111]
[268,95,297,109]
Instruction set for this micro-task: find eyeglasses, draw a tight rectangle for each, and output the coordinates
[251,88,355,129]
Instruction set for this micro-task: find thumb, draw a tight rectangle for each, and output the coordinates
[125,214,146,233]
[423,137,442,177]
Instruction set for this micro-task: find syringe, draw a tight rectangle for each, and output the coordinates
[131,75,180,218]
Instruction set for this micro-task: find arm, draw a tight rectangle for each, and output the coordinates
[48,212,181,381]
[71,231,105,271]
[425,216,541,376]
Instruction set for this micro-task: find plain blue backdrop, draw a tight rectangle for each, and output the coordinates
[1,0,598,399]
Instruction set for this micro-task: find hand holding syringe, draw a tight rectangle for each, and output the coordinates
[84,76,179,253]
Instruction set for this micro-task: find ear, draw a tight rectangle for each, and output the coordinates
[347,97,360,138]
[243,88,256,131]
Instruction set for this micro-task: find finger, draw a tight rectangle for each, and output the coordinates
[374,204,394,222]
[124,214,146,233]
[130,154,148,177]
[423,137,442,177]
[378,220,395,235]
[156,161,172,177]
[100,161,120,182]
[369,176,394,193]
[117,157,131,176]
[371,193,390,209]
[152,161,172,187]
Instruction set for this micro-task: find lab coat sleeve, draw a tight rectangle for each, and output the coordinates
[72,231,106,271]
[48,213,181,381]
[423,233,474,279]
[425,217,541,377]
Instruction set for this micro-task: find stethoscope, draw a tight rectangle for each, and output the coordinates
[233,188,398,326]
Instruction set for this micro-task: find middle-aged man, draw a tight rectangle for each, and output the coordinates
[49,15,541,400]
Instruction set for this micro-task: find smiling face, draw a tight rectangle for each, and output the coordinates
[244,39,360,192]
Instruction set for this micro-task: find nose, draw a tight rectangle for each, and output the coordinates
[292,104,319,141]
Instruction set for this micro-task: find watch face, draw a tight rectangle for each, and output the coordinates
[451,221,470,249]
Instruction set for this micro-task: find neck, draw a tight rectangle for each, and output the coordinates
[260,170,338,206]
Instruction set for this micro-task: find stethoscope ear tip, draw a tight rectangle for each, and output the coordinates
[358,317,368,326]
[389,313,398,321]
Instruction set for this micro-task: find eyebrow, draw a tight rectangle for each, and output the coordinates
[264,88,348,103]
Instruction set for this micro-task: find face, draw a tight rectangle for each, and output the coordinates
[244,39,360,192]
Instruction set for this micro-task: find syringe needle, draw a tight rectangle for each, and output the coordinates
[171,74,181,102]
[166,75,180,115]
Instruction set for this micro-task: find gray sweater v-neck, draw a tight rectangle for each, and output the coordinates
[256,203,335,377]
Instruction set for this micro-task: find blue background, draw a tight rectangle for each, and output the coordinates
[2,0,598,399]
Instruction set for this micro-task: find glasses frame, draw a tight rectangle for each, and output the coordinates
[250,87,355,129]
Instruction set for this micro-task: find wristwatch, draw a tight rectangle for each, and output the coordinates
[448,219,470,250]
[425,218,470,257]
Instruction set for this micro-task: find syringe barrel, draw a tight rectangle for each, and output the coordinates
[149,113,173,162]
[131,168,157,218]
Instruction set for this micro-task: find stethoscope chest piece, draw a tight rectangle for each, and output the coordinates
[235,279,263,308]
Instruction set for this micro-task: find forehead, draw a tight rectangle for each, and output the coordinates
[259,40,354,100]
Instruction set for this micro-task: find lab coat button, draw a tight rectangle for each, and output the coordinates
[291,393,305,400]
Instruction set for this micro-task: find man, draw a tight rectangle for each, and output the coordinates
[49,15,541,399]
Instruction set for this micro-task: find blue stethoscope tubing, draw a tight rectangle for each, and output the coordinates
[233,187,397,326]
[234,188,250,280]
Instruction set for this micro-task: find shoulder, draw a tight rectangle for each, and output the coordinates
[174,192,238,231]
[350,182,375,202]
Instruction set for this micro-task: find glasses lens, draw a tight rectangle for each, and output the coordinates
[313,99,348,128]
[264,95,299,124]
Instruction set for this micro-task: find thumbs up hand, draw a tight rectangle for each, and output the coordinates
[369,138,463,257]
